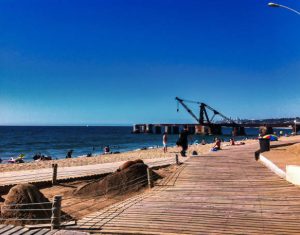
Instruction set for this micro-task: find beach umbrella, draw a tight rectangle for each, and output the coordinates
[263,134,278,141]
[18,154,25,158]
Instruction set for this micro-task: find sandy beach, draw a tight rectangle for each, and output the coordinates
[262,135,300,171]
[0,139,256,173]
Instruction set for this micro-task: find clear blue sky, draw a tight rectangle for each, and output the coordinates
[0,0,299,125]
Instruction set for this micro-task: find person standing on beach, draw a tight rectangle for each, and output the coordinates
[163,132,168,153]
[104,145,110,154]
[176,126,189,157]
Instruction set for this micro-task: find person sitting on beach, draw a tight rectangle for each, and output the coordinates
[104,145,110,154]
[8,157,15,163]
[229,138,235,145]
[279,130,283,136]
[201,139,206,145]
[211,138,221,151]
[33,152,42,161]
[8,154,25,163]
[15,154,25,163]
[41,155,52,161]
[86,153,92,157]
[66,150,73,158]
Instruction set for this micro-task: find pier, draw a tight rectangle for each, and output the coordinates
[133,97,299,135]
[132,122,298,135]
[133,123,246,135]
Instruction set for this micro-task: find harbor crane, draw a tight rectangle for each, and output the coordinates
[175,97,239,126]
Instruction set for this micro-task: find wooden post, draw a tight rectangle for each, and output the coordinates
[147,168,154,188]
[51,195,62,230]
[176,154,179,165]
[52,164,58,185]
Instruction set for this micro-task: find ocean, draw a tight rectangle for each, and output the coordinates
[0,126,292,162]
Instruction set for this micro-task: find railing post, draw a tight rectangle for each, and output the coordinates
[175,154,180,165]
[51,195,62,230]
[52,164,58,185]
[147,167,154,188]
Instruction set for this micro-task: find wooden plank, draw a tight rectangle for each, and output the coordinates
[0,225,15,234]
[23,229,44,235]
[30,228,51,235]
[13,227,31,235]
[2,226,25,235]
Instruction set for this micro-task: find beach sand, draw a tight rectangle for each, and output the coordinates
[262,135,300,171]
[0,139,256,173]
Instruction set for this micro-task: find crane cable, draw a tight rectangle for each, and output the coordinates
[176,98,202,112]
[179,98,202,105]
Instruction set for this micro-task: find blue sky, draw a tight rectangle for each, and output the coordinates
[0,0,299,125]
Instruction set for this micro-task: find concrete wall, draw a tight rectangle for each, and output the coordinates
[286,165,300,186]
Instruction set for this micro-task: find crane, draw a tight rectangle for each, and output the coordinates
[175,97,238,126]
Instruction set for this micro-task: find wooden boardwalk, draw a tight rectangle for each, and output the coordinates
[72,143,300,234]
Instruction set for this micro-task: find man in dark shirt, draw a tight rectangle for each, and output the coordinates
[177,126,189,157]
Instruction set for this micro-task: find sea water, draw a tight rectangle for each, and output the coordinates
[0,126,292,162]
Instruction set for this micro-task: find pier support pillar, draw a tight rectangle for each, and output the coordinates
[195,125,209,135]
[208,124,222,135]
[133,125,140,134]
[140,125,146,133]
[178,125,184,134]
[165,126,172,134]
[172,126,179,135]
[146,124,153,134]
[154,126,161,134]
[293,125,300,134]
[232,127,246,136]
[188,126,195,134]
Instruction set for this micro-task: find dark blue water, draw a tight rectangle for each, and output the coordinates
[0,126,292,162]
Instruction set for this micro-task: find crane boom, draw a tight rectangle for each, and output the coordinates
[175,97,200,123]
[203,103,237,125]
[175,97,238,126]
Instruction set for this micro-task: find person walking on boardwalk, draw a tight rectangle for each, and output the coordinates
[163,132,168,153]
[176,126,189,157]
